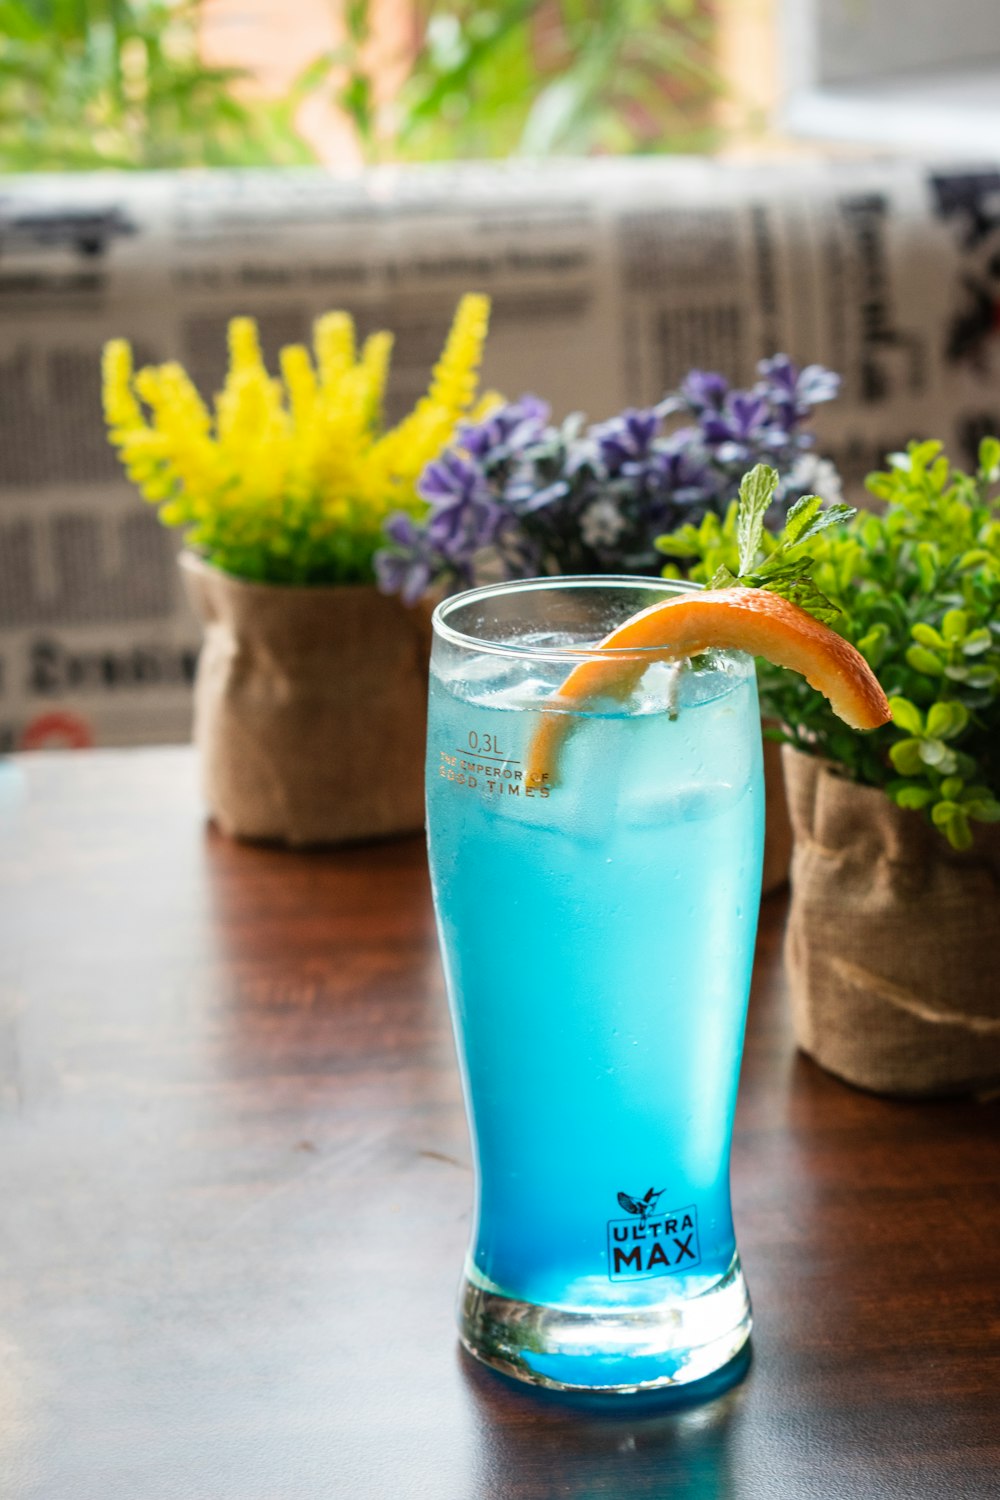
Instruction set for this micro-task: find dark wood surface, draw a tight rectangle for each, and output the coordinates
[1,747,998,1500]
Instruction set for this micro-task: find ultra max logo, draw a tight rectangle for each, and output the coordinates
[606,1187,701,1281]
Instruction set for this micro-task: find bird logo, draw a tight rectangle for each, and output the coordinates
[617,1186,664,1220]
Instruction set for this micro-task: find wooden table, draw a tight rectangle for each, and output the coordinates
[1,748,998,1500]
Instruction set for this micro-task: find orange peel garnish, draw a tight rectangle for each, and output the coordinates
[525,587,891,787]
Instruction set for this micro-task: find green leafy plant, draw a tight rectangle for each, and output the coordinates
[0,0,317,170]
[656,444,1000,849]
[324,0,721,163]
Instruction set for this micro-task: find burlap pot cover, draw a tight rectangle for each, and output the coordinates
[181,555,430,846]
[783,744,1000,1098]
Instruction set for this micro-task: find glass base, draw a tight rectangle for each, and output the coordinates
[459,1255,751,1394]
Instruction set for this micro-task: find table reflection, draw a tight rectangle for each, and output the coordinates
[461,1344,751,1499]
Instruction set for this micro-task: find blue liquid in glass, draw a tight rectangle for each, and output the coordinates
[426,643,764,1389]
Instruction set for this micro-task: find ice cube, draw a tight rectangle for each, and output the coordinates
[621,779,748,828]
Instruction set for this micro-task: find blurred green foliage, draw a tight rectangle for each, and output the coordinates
[330,0,722,161]
[0,0,317,170]
[0,0,722,173]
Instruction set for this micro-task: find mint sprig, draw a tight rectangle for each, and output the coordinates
[709,463,855,625]
[735,463,778,575]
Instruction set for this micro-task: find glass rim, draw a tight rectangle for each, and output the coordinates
[431,574,708,661]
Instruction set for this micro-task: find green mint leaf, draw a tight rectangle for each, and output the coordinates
[710,563,738,589]
[771,495,855,555]
[745,557,814,591]
[783,493,823,545]
[709,463,851,628]
[789,501,855,546]
[762,573,842,624]
[743,555,842,621]
[736,464,778,576]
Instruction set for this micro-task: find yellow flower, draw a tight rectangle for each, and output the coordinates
[102,340,145,434]
[366,292,491,505]
[228,316,265,378]
[314,311,355,392]
[280,344,318,429]
[427,292,491,414]
[100,293,495,585]
[359,331,393,426]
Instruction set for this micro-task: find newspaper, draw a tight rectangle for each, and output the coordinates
[0,158,996,750]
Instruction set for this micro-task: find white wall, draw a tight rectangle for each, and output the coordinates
[809,0,1000,83]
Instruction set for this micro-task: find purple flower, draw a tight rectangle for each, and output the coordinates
[593,408,660,474]
[458,395,550,460]
[680,369,729,412]
[378,354,843,602]
[505,477,571,513]
[797,364,840,405]
[700,392,770,451]
[756,355,840,422]
[420,453,489,547]
[756,353,797,394]
[374,513,437,605]
[418,450,483,508]
[649,435,718,510]
[418,448,516,585]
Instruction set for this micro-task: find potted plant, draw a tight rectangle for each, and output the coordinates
[375,355,842,888]
[654,440,1000,1097]
[102,294,492,845]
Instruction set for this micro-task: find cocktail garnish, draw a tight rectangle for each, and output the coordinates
[526,466,891,787]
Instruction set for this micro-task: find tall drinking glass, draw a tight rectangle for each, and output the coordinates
[426,578,764,1392]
